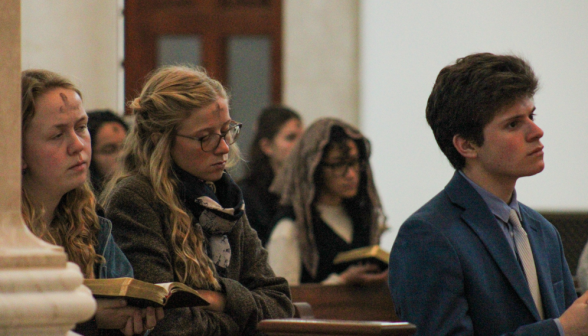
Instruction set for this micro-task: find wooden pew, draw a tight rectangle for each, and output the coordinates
[540,212,588,273]
[257,319,416,336]
[257,282,418,335]
[293,302,315,319]
[289,282,398,321]
[540,212,588,294]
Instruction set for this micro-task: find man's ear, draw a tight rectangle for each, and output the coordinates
[453,134,478,159]
[151,132,162,145]
[21,157,28,172]
[259,138,274,157]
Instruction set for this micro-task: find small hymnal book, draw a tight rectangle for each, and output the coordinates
[333,245,390,271]
[84,277,209,309]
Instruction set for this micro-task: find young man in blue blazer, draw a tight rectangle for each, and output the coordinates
[389,53,588,336]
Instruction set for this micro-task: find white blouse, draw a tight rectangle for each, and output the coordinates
[267,204,353,286]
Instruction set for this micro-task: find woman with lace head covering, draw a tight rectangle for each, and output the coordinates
[267,118,388,286]
[101,65,294,335]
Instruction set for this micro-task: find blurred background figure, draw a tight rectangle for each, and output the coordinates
[267,118,388,286]
[576,242,588,294]
[87,109,129,195]
[239,106,303,246]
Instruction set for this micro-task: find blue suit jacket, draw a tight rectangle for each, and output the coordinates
[389,172,576,336]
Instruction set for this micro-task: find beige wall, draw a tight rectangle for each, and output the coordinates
[361,1,588,249]
[283,0,359,126]
[21,0,359,123]
[21,0,123,113]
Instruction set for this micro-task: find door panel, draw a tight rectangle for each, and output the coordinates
[157,35,203,67]
[124,0,282,107]
[227,35,272,160]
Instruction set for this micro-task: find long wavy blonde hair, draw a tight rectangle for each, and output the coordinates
[101,65,239,290]
[21,69,101,278]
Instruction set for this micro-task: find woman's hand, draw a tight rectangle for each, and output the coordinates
[95,299,136,330]
[339,264,388,286]
[119,306,165,336]
[95,299,164,335]
[197,290,227,312]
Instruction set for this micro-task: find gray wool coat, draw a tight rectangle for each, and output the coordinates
[104,175,294,336]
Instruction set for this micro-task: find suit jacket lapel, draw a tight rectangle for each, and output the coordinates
[445,172,541,320]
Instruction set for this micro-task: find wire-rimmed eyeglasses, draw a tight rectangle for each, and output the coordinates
[176,122,242,152]
[321,158,366,177]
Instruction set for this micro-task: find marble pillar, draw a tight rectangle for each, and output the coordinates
[283,0,359,126]
[0,1,96,335]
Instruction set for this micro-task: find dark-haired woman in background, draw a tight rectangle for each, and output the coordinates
[87,110,129,195]
[239,106,303,245]
[267,118,388,286]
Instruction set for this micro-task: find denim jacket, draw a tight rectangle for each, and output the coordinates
[96,216,134,279]
[74,217,134,336]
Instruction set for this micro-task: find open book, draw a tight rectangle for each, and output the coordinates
[333,245,390,271]
[84,277,209,309]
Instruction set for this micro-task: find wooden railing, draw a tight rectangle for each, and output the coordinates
[540,212,588,273]
[289,282,398,321]
[258,319,416,336]
[256,282,417,336]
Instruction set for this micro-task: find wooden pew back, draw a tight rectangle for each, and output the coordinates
[290,282,398,322]
[257,319,416,336]
[540,212,588,273]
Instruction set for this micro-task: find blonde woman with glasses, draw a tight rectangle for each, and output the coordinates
[101,65,294,335]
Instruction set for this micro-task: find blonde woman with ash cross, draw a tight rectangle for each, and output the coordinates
[101,65,294,335]
[21,69,163,335]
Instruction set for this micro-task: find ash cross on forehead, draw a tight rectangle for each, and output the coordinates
[59,92,81,113]
[212,101,223,117]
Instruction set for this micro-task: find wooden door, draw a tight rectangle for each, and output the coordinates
[124,0,282,167]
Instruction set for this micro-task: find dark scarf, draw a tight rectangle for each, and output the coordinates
[174,164,244,276]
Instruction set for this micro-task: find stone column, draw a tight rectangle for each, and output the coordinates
[283,0,359,126]
[0,1,96,335]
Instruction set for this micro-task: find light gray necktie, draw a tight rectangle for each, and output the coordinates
[509,209,544,319]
